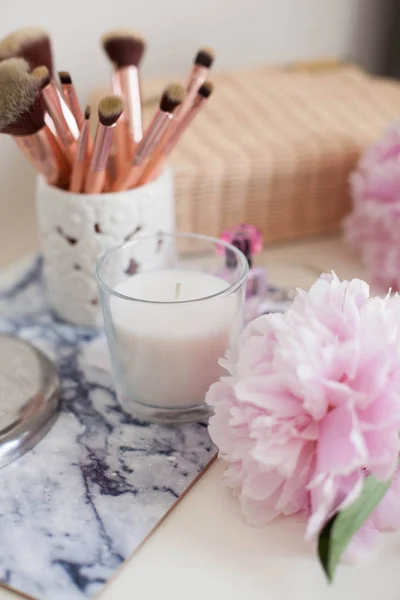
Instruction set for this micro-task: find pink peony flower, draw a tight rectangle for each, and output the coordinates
[206,273,400,546]
[345,123,400,290]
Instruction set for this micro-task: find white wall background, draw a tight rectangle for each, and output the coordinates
[0,0,394,262]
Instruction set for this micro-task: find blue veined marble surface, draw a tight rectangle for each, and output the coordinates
[0,258,215,600]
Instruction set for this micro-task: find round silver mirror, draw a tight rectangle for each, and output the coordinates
[0,334,60,468]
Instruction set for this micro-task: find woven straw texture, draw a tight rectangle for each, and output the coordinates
[143,65,400,245]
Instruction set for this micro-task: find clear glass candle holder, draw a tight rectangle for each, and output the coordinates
[96,232,248,423]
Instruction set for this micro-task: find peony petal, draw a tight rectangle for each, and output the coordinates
[234,375,304,416]
[252,437,305,479]
[359,393,400,430]
[369,469,400,531]
[336,474,364,513]
[208,412,235,455]
[240,483,284,525]
[363,429,400,480]
[296,365,330,421]
[276,445,314,512]
[316,404,367,476]
[207,381,238,453]
[206,380,233,408]
[321,380,364,407]
[342,525,379,564]
[306,471,364,540]
[306,475,336,539]
[349,352,391,400]
[236,336,274,376]
[359,124,400,171]
[242,470,284,502]
[300,421,319,440]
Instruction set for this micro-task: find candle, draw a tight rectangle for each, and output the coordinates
[97,232,248,422]
[109,270,241,410]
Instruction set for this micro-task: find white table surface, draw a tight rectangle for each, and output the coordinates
[2,235,399,600]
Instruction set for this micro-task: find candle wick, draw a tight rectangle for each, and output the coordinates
[175,282,181,300]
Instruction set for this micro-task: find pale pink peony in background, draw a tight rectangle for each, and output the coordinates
[345,124,400,290]
[206,273,400,550]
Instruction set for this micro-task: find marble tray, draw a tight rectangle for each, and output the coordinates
[0,258,216,600]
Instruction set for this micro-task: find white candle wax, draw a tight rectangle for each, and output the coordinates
[110,270,240,409]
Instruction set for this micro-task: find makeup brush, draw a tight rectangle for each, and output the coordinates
[176,47,215,122]
[32,65,79,163]
[0,58,69,185]
[139,81,214,185]
[102,29,146,175]
[188,48,215,92]
[84,95,124,194]
[70,105,92,192]
[113,83,184,191]
[0,27,53,75]
[59,71,84,129]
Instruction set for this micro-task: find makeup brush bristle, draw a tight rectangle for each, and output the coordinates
[198,81,214,98]
[102,29,146,68]
[0,27,48,53]
[0,27,53,74]
[32,65,50,89]
[194,47,215,68]
[58,71,72,85]
[160,83,185,113]
[85,105,91,120]
[98,95,124,126]
[0,58,32,127]
[0,57,45,135]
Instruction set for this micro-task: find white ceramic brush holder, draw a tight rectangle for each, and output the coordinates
[36,167,175,327]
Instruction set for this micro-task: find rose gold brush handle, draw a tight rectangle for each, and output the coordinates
[42,83,79,163]
[113,121,131,177]
[84,126,114,194]
[139,97,207,185]
[135,112,171,160]
[44,112,57,135]
[187,65,208,91]
[112,67,142,176]
[137,70,208,185]
[136,146,164,185]
[84,171,107,195]
[137,125,182,185]
[61,86,84,129]
[58,90,80,139]
[14,127,71,186]
[178,65,208,120]
[119,67,143,143]
[44,111,74,166]
[137,119,179,184]
[113,111,172,191]
[117,160,148,190]
[70,120,92,192]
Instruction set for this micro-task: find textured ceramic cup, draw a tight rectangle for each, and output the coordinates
[36,167,175,327]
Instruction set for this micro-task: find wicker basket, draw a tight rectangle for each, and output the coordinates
[142,64,400,245]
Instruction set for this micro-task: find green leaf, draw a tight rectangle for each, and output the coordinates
[317,474,392,582]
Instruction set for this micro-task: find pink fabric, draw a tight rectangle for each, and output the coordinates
[206,273,400,555]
